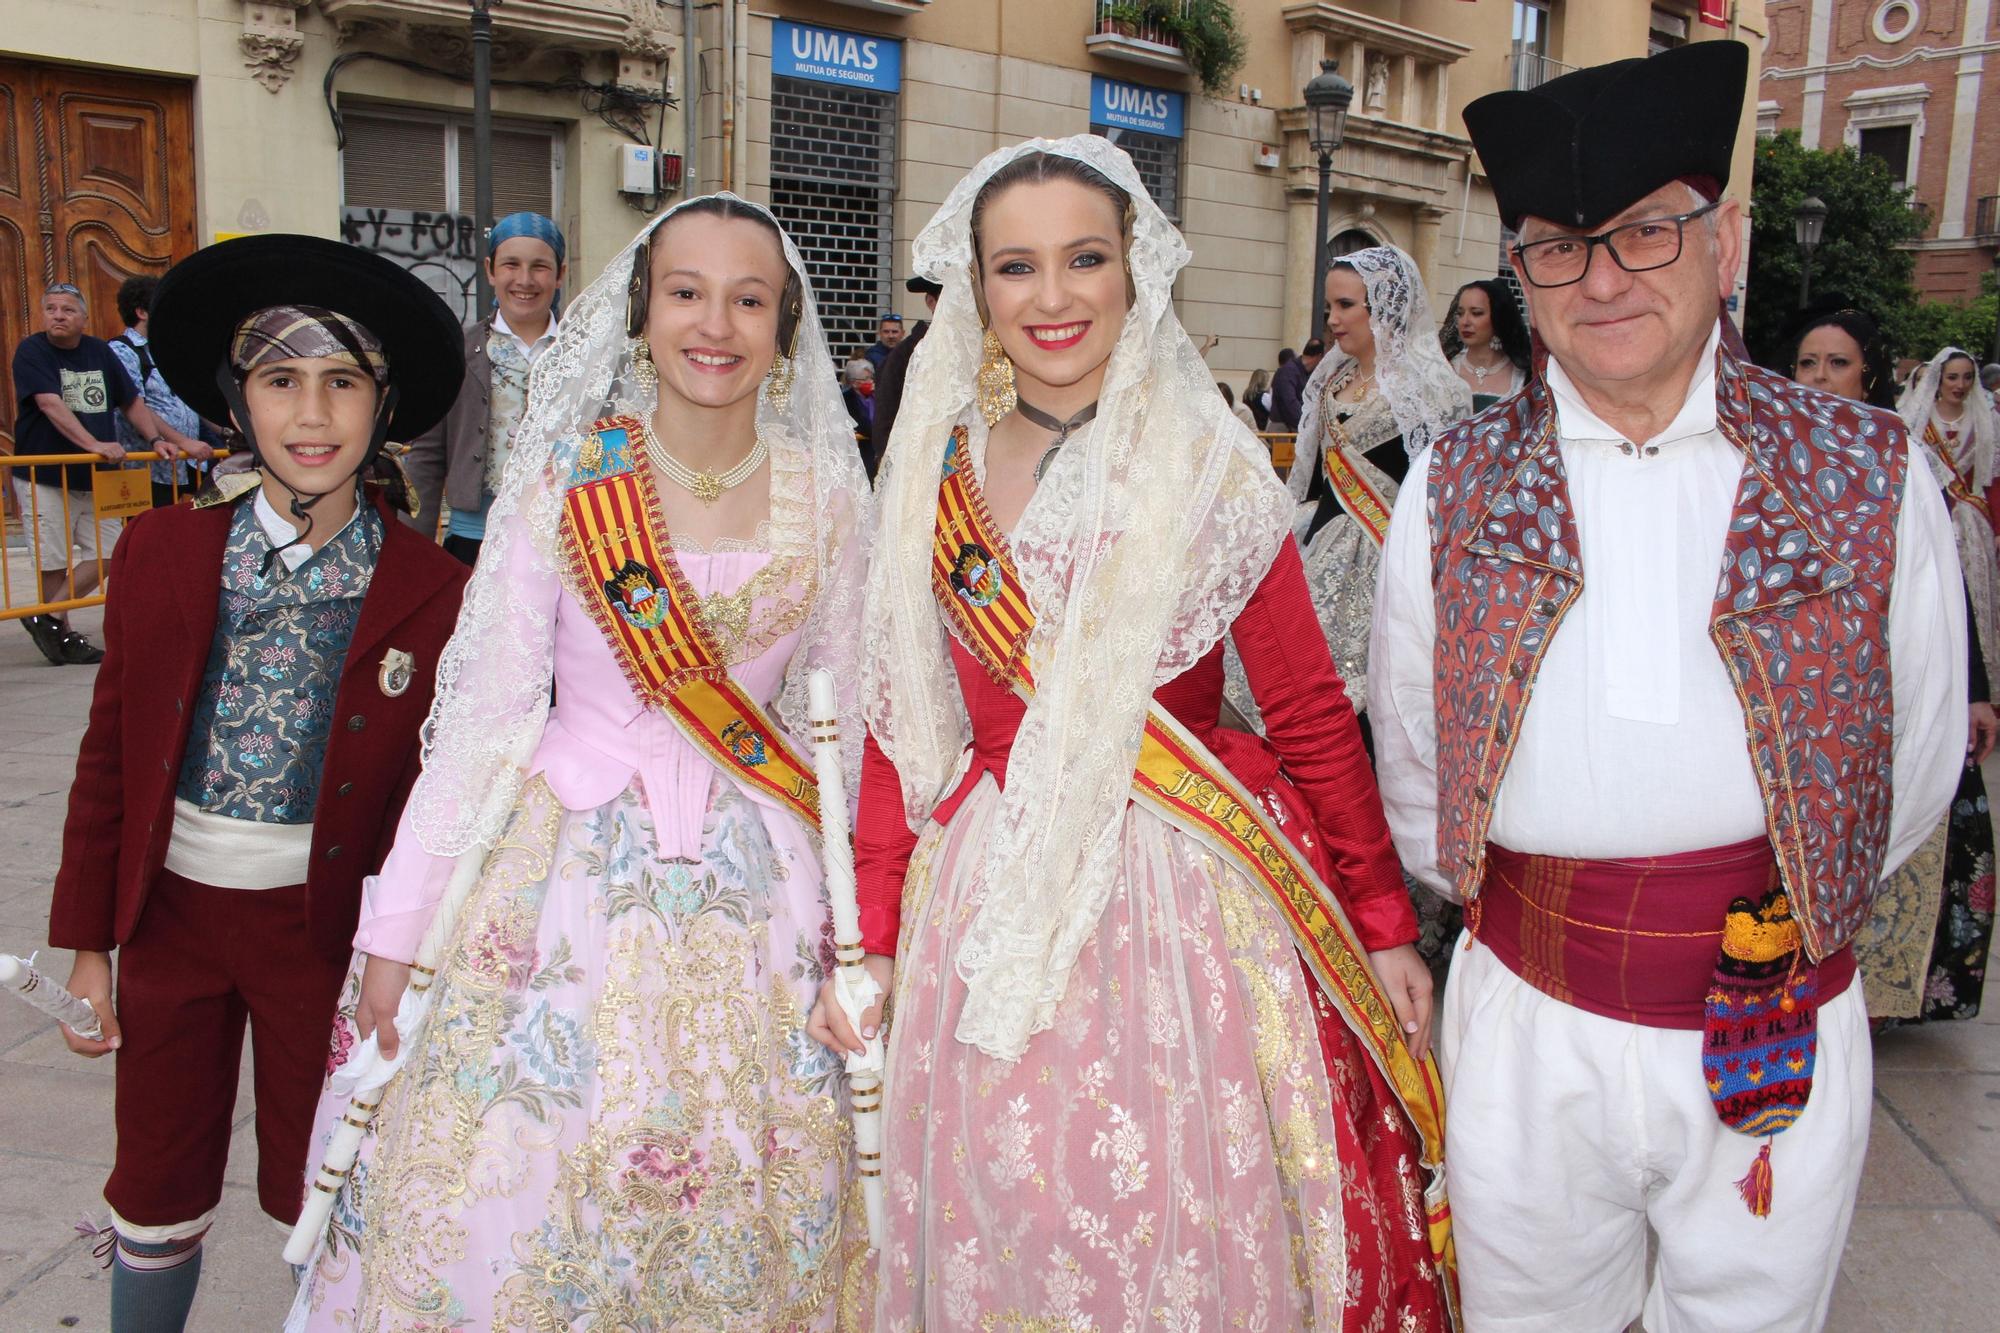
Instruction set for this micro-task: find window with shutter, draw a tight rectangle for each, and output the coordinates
[337,109,562,325]
[1090,126,1181,223]
[455,125,559,218]
[770,76,898,362]
[340,114,449,211]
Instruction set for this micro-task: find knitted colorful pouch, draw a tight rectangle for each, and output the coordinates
[1702,888,1819,1218]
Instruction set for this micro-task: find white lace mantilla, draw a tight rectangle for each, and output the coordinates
[862,135,1295,1061]
[408,193,871,858]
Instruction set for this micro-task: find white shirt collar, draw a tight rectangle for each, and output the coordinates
[253,484,359,574]
[492,308,558,361]
[1547,323,1722,451]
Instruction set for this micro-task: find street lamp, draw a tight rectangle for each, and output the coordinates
[1304,59,1354,340]
[470,0,502,312]
[1794,194,1828,309]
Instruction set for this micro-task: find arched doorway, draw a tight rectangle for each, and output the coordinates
[1328,228,1379,258]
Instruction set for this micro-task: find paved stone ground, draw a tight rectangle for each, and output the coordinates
[0,608,1995,1329]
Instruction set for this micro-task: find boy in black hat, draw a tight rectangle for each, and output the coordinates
[45,236,470,1332]
[1368,40,1963,1329]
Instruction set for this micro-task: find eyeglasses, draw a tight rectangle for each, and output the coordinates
[1512,201,1720,288]
[44,283,82,299]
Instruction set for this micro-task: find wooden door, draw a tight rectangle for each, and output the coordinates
[0,60,196,449]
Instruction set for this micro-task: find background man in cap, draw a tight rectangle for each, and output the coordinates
[11,282,207,664]
[404,211,566,562]
[865,275,940,479]
[1369,40,1964,1329]
[863,311,904,374]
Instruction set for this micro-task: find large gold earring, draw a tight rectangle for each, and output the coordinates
[764,350,794,411]
[976,328,1017,427]
[630,336,656,392]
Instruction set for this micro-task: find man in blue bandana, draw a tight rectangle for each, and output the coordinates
[403,211,566,563]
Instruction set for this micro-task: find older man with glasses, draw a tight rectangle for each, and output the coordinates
[1368,41,1964,1331]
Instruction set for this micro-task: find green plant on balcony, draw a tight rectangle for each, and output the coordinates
[1098,4,1147,37]
[1132,1,1180,47]
[1160,0,1246,95]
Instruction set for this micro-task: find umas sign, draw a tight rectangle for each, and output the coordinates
[773,20,902,93]
[1091,76,1184,139]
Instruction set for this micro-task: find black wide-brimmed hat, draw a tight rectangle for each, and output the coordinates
[149,233,465,442]
[1464,41,1749,232]
[905,274,942,297]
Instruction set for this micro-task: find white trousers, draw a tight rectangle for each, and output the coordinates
[1440,936,1870,1332]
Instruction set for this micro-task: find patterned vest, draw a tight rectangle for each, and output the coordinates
[177,495,381,823]
[1426,345,1908,961]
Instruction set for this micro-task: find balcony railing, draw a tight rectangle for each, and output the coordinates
[1976,194,2000,244]
[1509,48,1575,91]
[1087,2,1193,74]
[822,0,930,13]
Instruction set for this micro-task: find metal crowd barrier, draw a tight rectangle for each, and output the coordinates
[1,451,228,623]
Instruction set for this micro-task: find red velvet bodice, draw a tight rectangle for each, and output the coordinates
[853,538,1414,955]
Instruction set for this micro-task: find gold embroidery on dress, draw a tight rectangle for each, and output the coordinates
[334,777,861,1330]
[693,551,817,665]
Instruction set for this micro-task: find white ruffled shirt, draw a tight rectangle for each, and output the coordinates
[1369,328,1967,897]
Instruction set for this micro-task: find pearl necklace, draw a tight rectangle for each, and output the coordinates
[1461,351,1506,386]
[643,420,768,504]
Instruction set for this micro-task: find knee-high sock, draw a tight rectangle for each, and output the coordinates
[109,1229,206,1333]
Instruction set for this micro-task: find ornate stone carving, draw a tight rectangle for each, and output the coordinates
[241,1,309,93]
[617,1,674,89]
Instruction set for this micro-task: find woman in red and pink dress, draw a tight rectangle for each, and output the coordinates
[810,136,1455,1330]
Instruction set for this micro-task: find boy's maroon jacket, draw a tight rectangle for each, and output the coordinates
[48,487,469,962]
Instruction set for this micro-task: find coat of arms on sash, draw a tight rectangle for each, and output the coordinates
[720,719,769,767]
[604,559,672,630]
[949,542,1003,608]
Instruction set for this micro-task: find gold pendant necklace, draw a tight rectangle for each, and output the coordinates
[644,421,768,504]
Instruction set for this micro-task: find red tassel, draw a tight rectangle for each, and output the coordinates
[1736,1141,1773,1218]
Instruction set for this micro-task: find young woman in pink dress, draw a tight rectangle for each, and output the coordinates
[286,194,873,1329]
[812,136,1456,1330]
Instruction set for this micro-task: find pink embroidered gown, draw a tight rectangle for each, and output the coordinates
[854,539,1451,1331]
[290,539,863,1331]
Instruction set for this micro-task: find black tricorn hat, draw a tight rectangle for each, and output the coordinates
[1464,41,1749,232]
[148,234,466,442]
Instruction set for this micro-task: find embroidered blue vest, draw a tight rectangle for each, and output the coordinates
[176,497,382,823]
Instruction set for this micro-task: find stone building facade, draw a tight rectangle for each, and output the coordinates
[1759,0,2000,303]
[1,0,1765,443]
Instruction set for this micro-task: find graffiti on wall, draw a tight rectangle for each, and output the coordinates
[339,207,480,325]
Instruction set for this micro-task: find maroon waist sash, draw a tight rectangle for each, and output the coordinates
[1468,836,1856,1031]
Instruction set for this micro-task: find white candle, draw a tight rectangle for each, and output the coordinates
[808,667,862,946]
[0,954,104,1040]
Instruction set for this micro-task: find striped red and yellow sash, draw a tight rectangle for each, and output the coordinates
[931,427,1456,1307]
[1927,420,1992,526]
[1321,443,1394,547]
[560,415,818,829]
